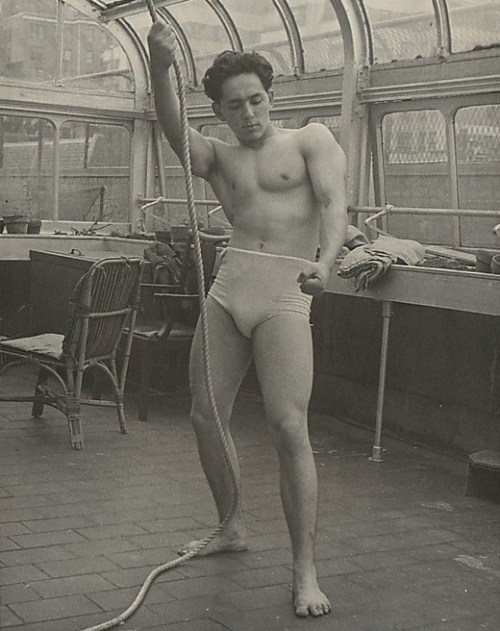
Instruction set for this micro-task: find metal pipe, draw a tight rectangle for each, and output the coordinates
[100,0,188,22]
[370,301,392,463]
[139,196,221,206]
[432,0,452,57]
[272,0,304,76]
[206,0,243,53]
[350,205,500,218]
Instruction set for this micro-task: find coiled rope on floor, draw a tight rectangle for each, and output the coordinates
[79,2,239,629]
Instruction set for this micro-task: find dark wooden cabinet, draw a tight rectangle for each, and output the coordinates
[29,250,101,335]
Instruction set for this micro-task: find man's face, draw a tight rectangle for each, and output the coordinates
[214,73,273,144]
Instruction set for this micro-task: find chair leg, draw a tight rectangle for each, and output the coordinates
[67,402,84,450]
[138,345,152,423]
[115,389,128,435]
[32,369,48,418]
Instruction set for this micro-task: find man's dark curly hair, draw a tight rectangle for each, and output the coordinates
[202,51,274,104]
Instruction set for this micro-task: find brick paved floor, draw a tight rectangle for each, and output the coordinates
[1,379,500,631]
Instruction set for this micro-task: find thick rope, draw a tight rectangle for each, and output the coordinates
[79,2,239,630]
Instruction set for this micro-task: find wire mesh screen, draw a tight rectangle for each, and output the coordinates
[448,0,500,53]
[383,110,447,165]
[381,110,453,243]
[302,34,344,72]
[363,0,437,64]
[455,103,500,246]
[456,104,500,164]
[288,0,344,71]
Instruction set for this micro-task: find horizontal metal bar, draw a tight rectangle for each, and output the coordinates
[349,205,500,218]
[100,0,189,23]
[139,196,221,207]
[361,74,500,103]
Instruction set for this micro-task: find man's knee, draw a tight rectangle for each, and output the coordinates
[190,395,229,434]
[266,404,309,448]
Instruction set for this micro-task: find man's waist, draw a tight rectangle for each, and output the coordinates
[228,231,315,261]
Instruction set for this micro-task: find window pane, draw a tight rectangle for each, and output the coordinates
[0,1,133,90]
[61,2,133,92]
[448,0,500,53]
[168,0,232,82]
[0,0,58,83]
[158,135,207,229]
[363,0,437,64]
[222,0,293,76]
[0,115,55,219]
[455,104,500,247]
[288,0,344,71]
[59,122,130,223]
[381,110,453,243]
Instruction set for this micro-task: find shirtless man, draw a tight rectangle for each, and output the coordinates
[148,21,347,618]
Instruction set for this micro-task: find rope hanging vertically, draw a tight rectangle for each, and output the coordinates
[78,2,239,629]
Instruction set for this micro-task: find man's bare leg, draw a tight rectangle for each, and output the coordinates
[179,299,252,556]
[253,315,331,617]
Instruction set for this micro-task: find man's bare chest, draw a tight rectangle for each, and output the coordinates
[215,144,308,198]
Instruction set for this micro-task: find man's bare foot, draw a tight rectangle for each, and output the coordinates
[294,573,331,617]
[178,527,248,557]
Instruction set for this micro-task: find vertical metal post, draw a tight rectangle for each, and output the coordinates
[53,122,60,220]
[152,121,170,227]
[370,300,392,462]
[446,107,461,248]
[99,186,106,220]
[56,0,64,83]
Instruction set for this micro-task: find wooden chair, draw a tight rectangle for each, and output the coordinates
[0,257,143,449]
[132,235,224,422]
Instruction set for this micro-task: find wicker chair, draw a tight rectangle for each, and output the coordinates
[0,257,143,450]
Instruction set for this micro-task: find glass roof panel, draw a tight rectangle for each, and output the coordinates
[167,0,232,81]
[288,0,344,71]
[0,0,58,84]
[0,0,134,91]
[447,0,500,53]
[363,0,437,64]
[221,0,293,76]
[62,2,134,91]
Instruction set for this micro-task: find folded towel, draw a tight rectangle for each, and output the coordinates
[344,225,370,249]
[368,235,425,266]
[337,235,425,291]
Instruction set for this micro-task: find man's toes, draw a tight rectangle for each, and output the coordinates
[315,602,331,616]
[295,604,309,618]
[310,603,325,617]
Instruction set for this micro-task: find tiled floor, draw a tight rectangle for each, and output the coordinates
[1,378,500,631]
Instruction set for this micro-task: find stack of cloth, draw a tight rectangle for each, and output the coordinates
[337,233,425,291]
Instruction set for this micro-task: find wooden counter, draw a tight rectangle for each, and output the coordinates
[324,263,500,461]
[327,263,500,317]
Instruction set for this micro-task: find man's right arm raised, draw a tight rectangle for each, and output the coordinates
[148,21,215,180]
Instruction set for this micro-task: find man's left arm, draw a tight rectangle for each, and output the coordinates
[298,123,348,295]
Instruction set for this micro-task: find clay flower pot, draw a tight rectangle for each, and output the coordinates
[28,217,42,234]
[3,214,30,234]
[491,254,500,275]
[475,249,494,273]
